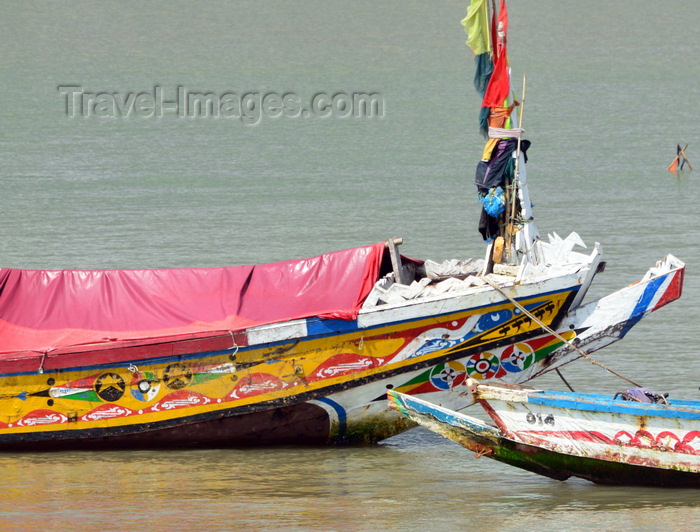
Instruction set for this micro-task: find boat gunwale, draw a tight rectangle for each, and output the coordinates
[524,391,700,419]
[0,282,583,371]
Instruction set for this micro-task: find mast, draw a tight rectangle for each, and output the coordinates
[463,0,540,267]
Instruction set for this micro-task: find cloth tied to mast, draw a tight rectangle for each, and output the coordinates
[482,103,519,160]
[488,127,522,139]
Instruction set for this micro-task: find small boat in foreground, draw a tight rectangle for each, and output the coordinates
[388,381,700,487]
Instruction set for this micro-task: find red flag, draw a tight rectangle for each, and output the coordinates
[667,157,679,172]
[482,0,510,107]
[496,0,508,57]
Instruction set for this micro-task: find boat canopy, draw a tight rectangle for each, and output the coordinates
[0,243,385,355]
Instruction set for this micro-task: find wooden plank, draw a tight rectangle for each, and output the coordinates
[386,237,408,285]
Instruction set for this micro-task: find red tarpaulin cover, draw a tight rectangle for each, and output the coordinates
[0,243,386,355]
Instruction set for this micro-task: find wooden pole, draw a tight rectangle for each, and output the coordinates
[505,74,526,260]
[680,144,693,171]
[669,143,690,172]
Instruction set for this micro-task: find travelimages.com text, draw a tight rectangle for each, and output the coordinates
[58,86,385,124]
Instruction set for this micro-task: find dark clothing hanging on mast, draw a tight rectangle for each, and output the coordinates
[474,138,530,193]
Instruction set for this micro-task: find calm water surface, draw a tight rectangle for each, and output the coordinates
[1,1,699,530]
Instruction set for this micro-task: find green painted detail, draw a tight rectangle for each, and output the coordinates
[59,391,101,402]
[484,439,700,487]
[397,368,431,388]
[190,364,237,386]
[532,341,565,362]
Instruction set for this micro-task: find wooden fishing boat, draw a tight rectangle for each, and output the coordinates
[388,381,700,487]
[0,241,684,449]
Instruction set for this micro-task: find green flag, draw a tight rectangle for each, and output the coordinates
[461,0,490,56]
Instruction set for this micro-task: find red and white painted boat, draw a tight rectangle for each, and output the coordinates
[389,379,700,487]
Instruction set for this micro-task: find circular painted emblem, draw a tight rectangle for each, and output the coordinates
[466,352,500,380]
[94,373,126,402]
[163,363,193,390]
[429,361,467,390]
[130,371,162,402]
[500,343,535,373]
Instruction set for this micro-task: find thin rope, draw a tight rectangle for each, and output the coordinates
[479,275,642,388]
[229,330,240,356]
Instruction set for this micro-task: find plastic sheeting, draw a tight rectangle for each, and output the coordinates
[0,243,385,355]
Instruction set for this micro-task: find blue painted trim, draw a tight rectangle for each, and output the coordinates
[0,285,578,378]
[393,392,497,435]
[619,275,665,337]
[315,396,347,437]
[305,285,579,341]
[306,318,359,336]
[528,391,700,420]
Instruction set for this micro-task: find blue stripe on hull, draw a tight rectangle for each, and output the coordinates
[527,391,700,420]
